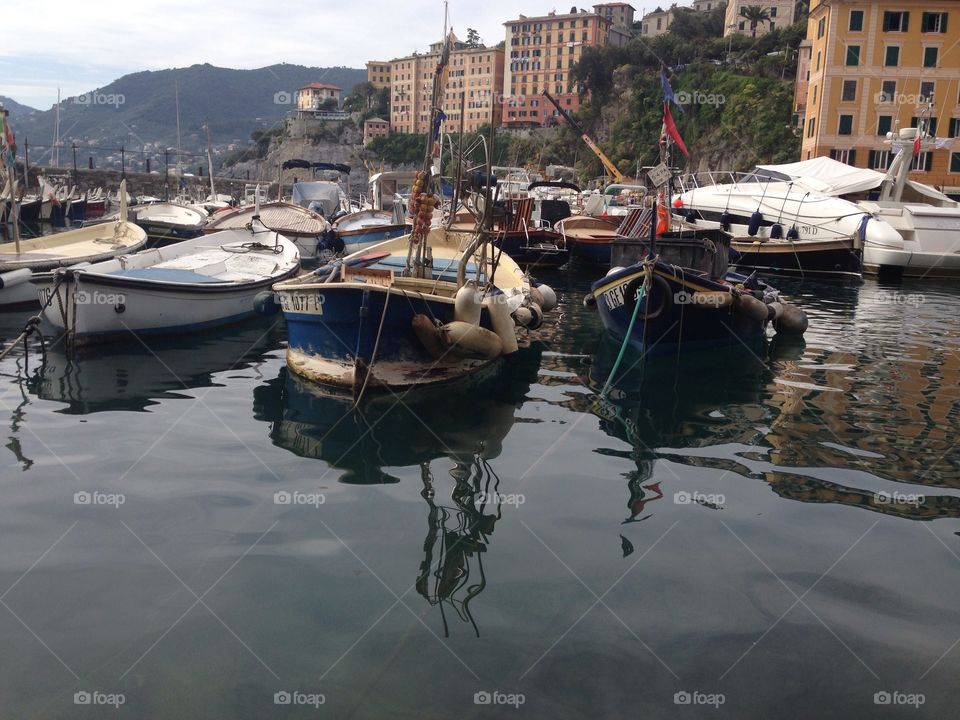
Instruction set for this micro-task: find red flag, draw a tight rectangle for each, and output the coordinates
[912,133,922,158]
[663,102,689,158]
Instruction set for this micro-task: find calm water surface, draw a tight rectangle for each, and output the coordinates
[0,271,958,719]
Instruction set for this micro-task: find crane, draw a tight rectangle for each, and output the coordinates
[542,90,625,184]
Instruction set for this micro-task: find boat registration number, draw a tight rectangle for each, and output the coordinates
[280,292,326,315]
[37,287,53,306]
[604,282,629,311]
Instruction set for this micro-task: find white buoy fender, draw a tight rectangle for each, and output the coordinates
[440,321,503,359]
[769,302,809,335]
[483,293,519,356]
[454,280,482,325]
[735,292,770,323]
[535,283,557,312]
[514,302,543,329]
[0,268,33,290]
[412,314,446,359]
[529,286,544,308]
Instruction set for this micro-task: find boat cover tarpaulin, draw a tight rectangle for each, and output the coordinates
[754,157,886,196]
[292,182,341,217]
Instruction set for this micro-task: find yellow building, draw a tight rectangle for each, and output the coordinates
[639,6,678,37]
[724,0,795,36]
[296,83,341,111]
[366,61,391,90]
[389,40,505,135]
[503,9,617,127]
[800,1,960,190]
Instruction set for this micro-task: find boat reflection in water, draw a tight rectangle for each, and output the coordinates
[27,318,282,413]
[586,331,960,524]
[253,344,544,634]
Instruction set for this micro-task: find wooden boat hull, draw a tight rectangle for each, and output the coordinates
[729,236,862,280]
[591,263,767,354]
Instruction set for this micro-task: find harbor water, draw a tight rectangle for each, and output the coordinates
[0,271,957,718]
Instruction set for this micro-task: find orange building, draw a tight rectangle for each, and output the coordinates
[502,9,616,128]
[363,117,390,145]
[800,0,960,190]
[366,61,391,90]
[388,38,504,134]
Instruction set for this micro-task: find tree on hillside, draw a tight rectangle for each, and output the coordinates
[465,28,482,48]
[740,5,772,37]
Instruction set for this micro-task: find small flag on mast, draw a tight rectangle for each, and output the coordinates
[662,103,689,157]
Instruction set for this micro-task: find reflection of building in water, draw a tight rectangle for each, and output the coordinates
[417,458,504,637]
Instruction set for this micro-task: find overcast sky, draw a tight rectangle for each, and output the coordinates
[2,0,695,110]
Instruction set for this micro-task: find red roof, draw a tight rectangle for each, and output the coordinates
[298,83,341,91]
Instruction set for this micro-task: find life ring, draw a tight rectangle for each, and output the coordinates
[624,272,672,321]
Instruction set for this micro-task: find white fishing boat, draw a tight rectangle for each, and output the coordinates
[0,182,147,310]
[41,213,299,345]
[204,200,331,260]
[100,201,207,245]
[750,125,960,278]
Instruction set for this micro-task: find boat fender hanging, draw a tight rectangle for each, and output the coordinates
[535,283,557,312]
[253,290,280,315]
[768,302,809,335]
[482,293,519,356]
[770,223,783,240]
[786,226,800,240]
[0,268,32,290]
[514,302,543,330]
[684,211,698,224]
[606,266,626,277]
[747,211,763,237]
[454,280,482,325]
[720,211,733,231]
[624,273,671,321]
[734,292,769,323]
[440,321,504,360]
[583,293,597,309]
[412,314,446,359]
[529,285,545,308]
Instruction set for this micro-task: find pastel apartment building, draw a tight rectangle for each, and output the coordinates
[363,117,390,145]
[724,0,795,35]
[296,83,342,110]
[389,36,505,135]
[639,6,678,37]
[502,8,623,128]
[593,2,636,29]
[366,61,391,90]
[800,0,960,190]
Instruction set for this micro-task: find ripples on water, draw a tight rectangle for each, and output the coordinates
[0,272,957,719]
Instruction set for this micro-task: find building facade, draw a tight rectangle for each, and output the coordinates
[388,41,505,135]
[366,61,391,90]
[363,118,390,145]
[297,83,342,110]
[502,10,614,127]
[800,0,960,189]
[691,0,724,11]
[724,0,795,36]
[639,6,678,37]
[593,2,636,29]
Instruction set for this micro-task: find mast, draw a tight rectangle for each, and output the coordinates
[205,121,216,200]
[174,79,183,181]
[52,88,60,168]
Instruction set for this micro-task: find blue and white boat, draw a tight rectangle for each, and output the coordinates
[42,216,299,346]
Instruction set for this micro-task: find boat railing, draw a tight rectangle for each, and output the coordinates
[674,171,775,194]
